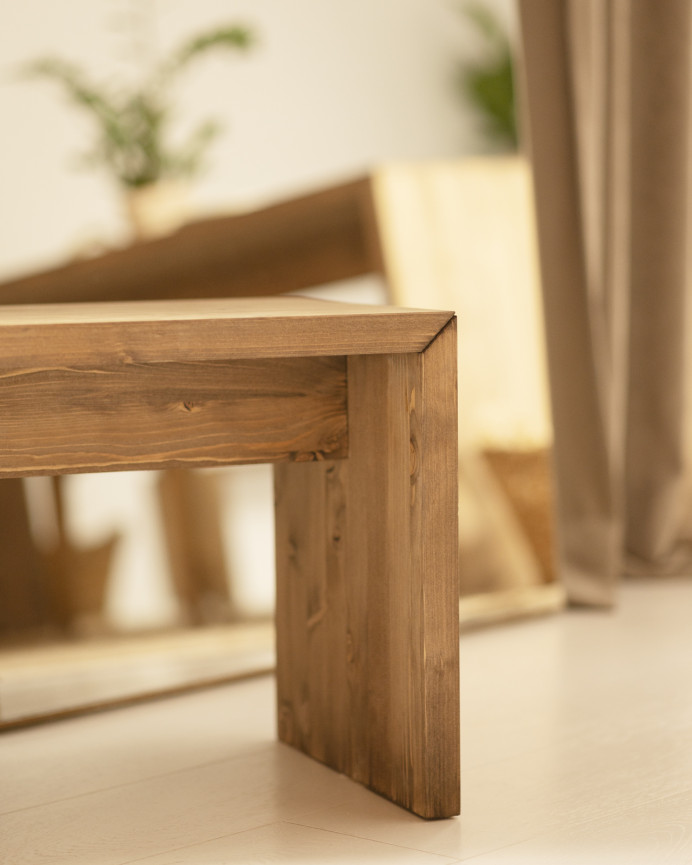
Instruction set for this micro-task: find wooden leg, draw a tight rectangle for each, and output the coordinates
[274,319,459,818]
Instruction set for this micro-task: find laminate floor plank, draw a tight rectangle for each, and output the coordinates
[119,821,458,865]
[290,712,692,860]
[0,676,275,815]
[0,744,354,865]
[3,579,692,864]
[462,788,692,864]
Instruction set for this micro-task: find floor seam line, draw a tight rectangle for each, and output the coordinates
[283,817,457,860]
[113,820,283,865]
[0,742,273,817]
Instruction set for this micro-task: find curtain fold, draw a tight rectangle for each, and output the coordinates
[518,0,692,604]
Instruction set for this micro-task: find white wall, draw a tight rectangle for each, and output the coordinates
[0,0,516,278]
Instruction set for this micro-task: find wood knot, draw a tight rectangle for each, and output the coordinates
[409,437,418,479]
[346,630,355,663]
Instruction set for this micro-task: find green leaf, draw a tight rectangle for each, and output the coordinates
[462,53,516,147]
[19,20,255,189]
[457,2,517,149]
[21,58,127,146]
[162,25,254,78]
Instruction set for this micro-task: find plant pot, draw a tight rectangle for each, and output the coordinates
[124,181,190,241]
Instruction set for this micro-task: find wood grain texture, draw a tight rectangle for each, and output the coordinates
[275,318,459,819]
[0,179,380,306]
[0,297,453,368]
[275,459,349,773]
[1,295,458,815]
[0,356,347,478]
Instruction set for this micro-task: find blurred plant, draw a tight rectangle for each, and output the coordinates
[21,24,254,189]
[457,1,517,150]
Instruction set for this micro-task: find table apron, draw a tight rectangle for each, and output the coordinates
[0,355,348,477]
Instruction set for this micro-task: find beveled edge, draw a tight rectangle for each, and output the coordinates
[0,297,455,367]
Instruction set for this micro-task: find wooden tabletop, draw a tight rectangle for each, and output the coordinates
[0,296,454,367]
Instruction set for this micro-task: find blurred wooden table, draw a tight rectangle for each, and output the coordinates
[0,169,564,630]
[0,295,459,819]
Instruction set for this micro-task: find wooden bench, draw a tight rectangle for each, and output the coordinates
[0,296,459,819]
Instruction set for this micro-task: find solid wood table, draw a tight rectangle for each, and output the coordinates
[0,296,459,818]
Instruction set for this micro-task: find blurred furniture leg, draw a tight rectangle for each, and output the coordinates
[158,469,237,625]
[44,477,119,635]
[0,477,118,640]
[0,479,51,638]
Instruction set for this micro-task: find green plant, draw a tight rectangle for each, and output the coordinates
[457,2,517,150]
[22,24,254,189]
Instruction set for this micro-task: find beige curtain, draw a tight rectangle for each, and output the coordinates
[518,0,692,605]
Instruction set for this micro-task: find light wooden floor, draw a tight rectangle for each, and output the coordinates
[3,578,692,864]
